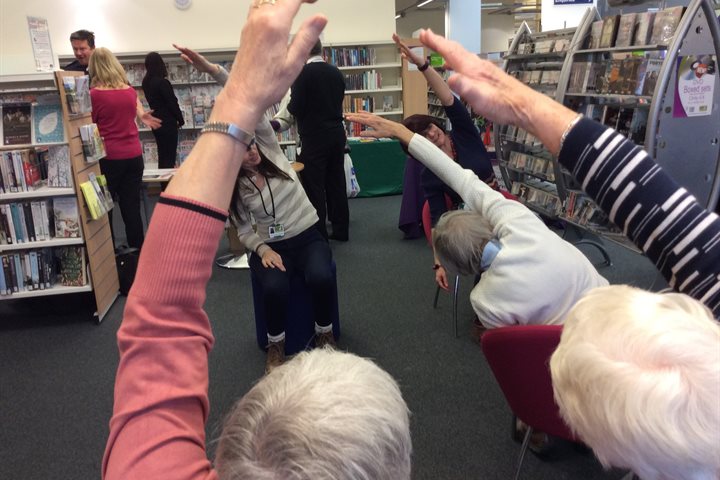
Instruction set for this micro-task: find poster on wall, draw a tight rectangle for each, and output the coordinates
[27,16,55,72]
[674,54,717,118]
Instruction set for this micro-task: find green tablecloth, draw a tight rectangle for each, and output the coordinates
[348,139,406,198]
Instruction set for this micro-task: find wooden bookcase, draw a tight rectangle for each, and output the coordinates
[55,70,119,322]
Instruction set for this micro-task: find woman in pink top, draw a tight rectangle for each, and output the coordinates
[89,47,159,250]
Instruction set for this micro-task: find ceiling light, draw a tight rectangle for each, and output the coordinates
[417,0,435,7]
[481,2,503,7]
[395,13,402,19]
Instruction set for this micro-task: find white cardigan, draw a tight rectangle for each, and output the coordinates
[409,135,608,328]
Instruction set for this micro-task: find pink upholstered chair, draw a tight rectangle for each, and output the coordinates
[481,325,578,479]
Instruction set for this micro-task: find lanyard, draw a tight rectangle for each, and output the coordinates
[246,175,276,220]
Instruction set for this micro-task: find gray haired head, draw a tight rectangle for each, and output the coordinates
[432,210,493,276]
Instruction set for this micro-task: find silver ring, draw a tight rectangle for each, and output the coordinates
[254,0,276,7]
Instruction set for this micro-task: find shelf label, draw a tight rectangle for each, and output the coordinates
[674,54,716,118]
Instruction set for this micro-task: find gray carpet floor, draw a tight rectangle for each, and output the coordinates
[0,193,659,479]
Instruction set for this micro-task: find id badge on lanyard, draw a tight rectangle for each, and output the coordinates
[269,223,285,239]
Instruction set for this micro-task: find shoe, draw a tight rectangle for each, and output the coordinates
[328,232,349,242]
[315,331,337,349]
[265,339,285,374]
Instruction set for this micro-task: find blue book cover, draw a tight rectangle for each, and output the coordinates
[13,253,24,291]
[0,255,6,295]
[9,203,24,243]
[32,103,65,144]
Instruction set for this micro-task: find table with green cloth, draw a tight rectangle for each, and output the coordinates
[347,138,406,198]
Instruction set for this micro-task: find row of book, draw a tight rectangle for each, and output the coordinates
[505,151,555,182]
[563,192,609,229]
[1,145,73,194]
[504,125,542,148]
[343,70,385,91]
[0,196,80,245]
[2,101,65,146]
[516,37,571,55]
[584,104,649,145]
[588,7,683,50]
[0,247,87,295]
[62,75,92,115]
[79,123,107,163]
[124,61,233,86]
[512,69,561,87]
[510,180,561,216]
[567,55,663,97]
[323,47,378,67]
[79,173,113,220]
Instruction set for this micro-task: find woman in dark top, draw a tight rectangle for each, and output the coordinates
[142,52,184,169]
[394,34,495,291]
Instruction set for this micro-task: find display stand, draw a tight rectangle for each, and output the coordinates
[55,71,119,322]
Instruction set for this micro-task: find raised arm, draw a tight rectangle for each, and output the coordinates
[103,2,328,479]
[393,33,454,106]
[419,29,720,316]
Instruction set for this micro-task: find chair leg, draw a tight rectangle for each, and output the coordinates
[433,284,441,309]
[452,275,460,338]
[514,425,533,480]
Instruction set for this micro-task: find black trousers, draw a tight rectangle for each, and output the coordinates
[99,156,145,249]
[249,225,334,337]
[152,123,179,169]
[299,128,349,239]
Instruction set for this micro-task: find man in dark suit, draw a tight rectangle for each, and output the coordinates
[288,40,349,241]
[62,29,95,73]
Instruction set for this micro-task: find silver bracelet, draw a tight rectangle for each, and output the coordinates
[558,113,583,154]
[201,122,255,148]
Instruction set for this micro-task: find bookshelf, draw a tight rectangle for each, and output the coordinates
[556,0,720,246]
[0,72,119,319]
[495,0,720,254]
[494,23,578,221]
[324,41,404,138]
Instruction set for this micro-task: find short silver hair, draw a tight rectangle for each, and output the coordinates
[215,348,412,479]
[550,285,720,480]
[432,210,493,276]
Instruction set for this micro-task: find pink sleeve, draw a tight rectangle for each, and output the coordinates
[102,194,226,480]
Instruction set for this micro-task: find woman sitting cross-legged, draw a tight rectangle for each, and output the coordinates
[229,115,336,373]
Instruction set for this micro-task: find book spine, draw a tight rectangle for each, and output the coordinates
[29,251,40,290]
[22,252,32,290]
[42,200,53,239]
[9,203,23,243]
[30,201,44,241]
[13,253,24,291]
[22,202,36,242]
[16,203,29,243]
[3,254,17,293]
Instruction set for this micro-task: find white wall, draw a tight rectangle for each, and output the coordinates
[447,0,481,53]
[0,0,396,75]
[395,9,446,39]
[541,0,596,31]
[481,12,515,53]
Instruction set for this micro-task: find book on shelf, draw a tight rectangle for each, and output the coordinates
[94,174,114,213]
[80,173,112,220]
[382,95,394,111]
[606,59,624,94]
[641,58,663,97]
[2,103,32,145]
[62,75,92,114]
[79,123,106,162]
[52,197,81,238]
[588,20,604,49]
[142,140,159,167]
[57,246,87,287]
[629,108,649,145]
[614,13,638,48]
[633,12,656,46]
[584,103,605,123]
[615,108,634,138]
[650,6,684,46]
[176,139,194,166]
[124,63,146,86]
[620,57,644,95]
[323,46,377,67]
[599,15,620,49]
[0,149,43,193]
[45,145,73,188]
[167,63,190,83]
[32,102,65,144]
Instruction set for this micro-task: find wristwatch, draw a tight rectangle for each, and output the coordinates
[201,122,255,148]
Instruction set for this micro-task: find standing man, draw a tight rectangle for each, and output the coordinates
[63,30,95,73]
[288,40,349,241]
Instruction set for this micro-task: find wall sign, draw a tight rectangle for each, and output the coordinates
[674,54,717,118]
[27,16,55,72]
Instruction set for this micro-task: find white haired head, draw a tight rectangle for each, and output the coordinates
[215,348,412,480]
[433,210,493,276]
[550,285,720,480]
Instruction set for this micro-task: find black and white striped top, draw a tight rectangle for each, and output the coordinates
[559,118,720,317]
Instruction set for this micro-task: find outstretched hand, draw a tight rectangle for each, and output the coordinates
[418,29,576,155]
[344,111,414,145]
[141,110,162,130]
[173,44,218,74]
[216,0,327,127]
[392,33,424,66]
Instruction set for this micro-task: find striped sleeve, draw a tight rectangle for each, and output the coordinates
[558,118,720,317]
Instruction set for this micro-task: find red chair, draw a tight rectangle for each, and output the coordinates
[481,325,577,480]
[421,196,460,338]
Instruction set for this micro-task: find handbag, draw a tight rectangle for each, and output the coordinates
[344,153,361,198]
